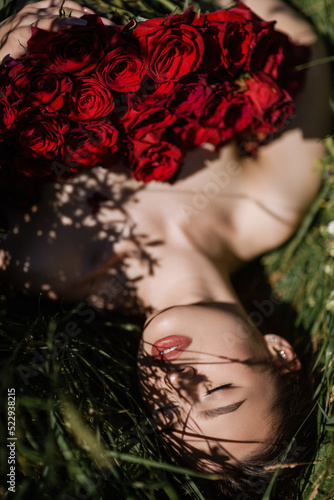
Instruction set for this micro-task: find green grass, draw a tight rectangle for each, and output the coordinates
[262,140,334,500]
[0,294,215,499]
[0,0,334,499]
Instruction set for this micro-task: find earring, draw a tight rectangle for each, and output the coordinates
[273,347,288,360]
[268,336,278,343]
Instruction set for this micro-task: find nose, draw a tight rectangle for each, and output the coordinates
[166,366,195,389]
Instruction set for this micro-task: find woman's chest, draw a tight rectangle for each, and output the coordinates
[1,143,294,299]
[2,156,237,294]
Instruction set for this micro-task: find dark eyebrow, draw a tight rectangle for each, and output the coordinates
[199,400,246,419]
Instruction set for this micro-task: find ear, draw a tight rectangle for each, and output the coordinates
[264,334,302,372]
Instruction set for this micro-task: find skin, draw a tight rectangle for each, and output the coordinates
[0,0,113,63]
[0,0,332,470]
[138,303,301,470]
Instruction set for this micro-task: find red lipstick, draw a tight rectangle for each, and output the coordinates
[151,335,192,361]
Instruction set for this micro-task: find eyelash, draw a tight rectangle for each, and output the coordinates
[206,383,232,395]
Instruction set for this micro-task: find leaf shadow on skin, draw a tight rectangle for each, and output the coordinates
[137,326,276,473]
[1,167,163,315]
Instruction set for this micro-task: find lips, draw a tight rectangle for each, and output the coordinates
[151,335,192,361]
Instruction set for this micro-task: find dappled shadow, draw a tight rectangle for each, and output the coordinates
[0,1,69,57]
[136,291,318,498]
[1,166,163,315]
[137,326,277,471]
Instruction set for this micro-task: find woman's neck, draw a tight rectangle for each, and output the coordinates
[135,242,241,313]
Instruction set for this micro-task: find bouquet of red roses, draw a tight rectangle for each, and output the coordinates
[0,1,309,183]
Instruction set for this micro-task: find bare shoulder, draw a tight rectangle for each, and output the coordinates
[222,0,332,260]
[215,0,317,44]
[241,0,318,44]
[242,0,331,209]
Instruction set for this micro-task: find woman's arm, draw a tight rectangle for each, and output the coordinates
[236,0,332,227]
[210,0,332,262]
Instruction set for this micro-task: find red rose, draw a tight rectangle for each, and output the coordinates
[133,15,204,83]
[236,73,295,155]
[192,8,234,25]
[218,19,255,75]
[166,77,210,120]
[132,8,196,31]
[200,83,231,127]
[124,107,176,141]
[265,99,294,134]
[243,73,294,133]
[64,121,119,168]
[191,8,255,75]
[202,84,253,141]
[159,8,196,26]
[98,46,144,92]
[250,27,288,79]
[28,16,120,75]
[68,76,115,122]
[130,75,175,109]
[18,112,68,159]
[26,28,55,56]
[172,121,221,148]
[195,27,223,73]
[6,58,72,112]
[226,4,290,82]
[251,28,310,95]
[129,138,182,182]
[108,91,130,122]
[220,97,253,140]
[229,0,277,44]
[0,93,17,137]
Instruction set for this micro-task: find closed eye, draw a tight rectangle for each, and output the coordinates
[206,383,233,395]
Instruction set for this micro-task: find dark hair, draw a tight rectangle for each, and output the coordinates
[195,365,317,500]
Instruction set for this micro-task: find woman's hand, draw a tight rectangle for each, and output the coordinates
[0,0,112,62]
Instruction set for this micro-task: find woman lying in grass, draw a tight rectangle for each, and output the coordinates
[0,0,332,497]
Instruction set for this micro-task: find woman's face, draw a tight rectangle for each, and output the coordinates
[137,303,280,471]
